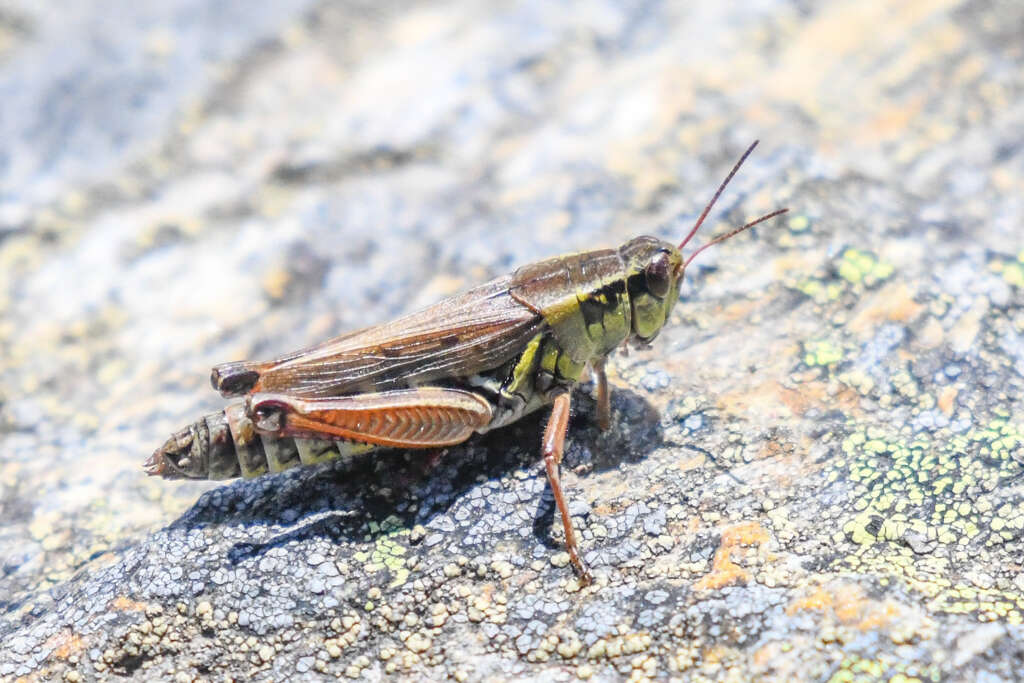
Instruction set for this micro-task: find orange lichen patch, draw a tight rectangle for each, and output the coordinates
[864,93,926,139]
[676,453,707,472]
[592,500,627,517]
[917,316,945,348]
[830,385,862,414]
[786,586,834,615]
[833,583,869,623]
[787,582,868,621]
[751,639,803,670]
[786,583,902,631]
[857,601,900,630]
[773,252,823,280]
[718,297,760,323]
[847,281,925,337]
[772,380,860,419]
[938,386,958,416]
[693,553,747,591]
[757,435,817,486]
[758,438,796,462]
[882,283,926,323]
[261,265,291,301]
[109,595,151,612]
[717,380,813,421]
[775,383,812,416]
[44,628,85,659]
[699,644,734,667]
[694,522,771,591]
[764,0,962,128]
[751,641,775,668]
[722,521,771,546]
[669,516,704,539]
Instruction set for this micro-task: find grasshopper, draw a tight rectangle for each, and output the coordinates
[146,141,787,584]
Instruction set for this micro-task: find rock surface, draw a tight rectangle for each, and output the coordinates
[2,0,1023,680]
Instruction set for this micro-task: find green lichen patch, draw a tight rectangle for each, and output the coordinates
[838,248,894,286]
[788,213,812,233]
[796,277,846,303]
[354,515,412,588]
[793,246,896,306]
[827,653,940,683]
[803,339,846,367]
[988,252,1024,289]
[829,417,1024,622]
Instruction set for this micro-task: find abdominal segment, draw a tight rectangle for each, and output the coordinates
[236,432,378,479]
[220,402,380,479]
[147,402,378,481]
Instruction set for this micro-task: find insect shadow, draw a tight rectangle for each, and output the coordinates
[168,384,662,567]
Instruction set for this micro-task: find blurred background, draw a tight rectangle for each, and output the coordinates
[1,0,1022,680]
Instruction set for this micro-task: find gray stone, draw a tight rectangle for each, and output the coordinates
[2,0,1024,680]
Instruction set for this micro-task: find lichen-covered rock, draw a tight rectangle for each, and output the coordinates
[2,0,1023,680]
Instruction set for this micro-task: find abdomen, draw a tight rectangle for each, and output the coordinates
[146,404,378,480]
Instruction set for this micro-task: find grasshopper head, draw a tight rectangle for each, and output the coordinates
[623,141,788,344]
[619,236,685,343]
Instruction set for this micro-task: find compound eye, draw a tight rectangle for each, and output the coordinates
[645,250,673,298]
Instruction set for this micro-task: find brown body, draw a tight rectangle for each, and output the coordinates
[149,243,669,479]
[147,141,787,584]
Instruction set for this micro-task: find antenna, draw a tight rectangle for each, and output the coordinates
[678,140,760,251]
[684,209,789,268]
[677,140,788,265]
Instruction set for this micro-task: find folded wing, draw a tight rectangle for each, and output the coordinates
[213,275,544,399]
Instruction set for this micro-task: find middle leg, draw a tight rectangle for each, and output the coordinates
[591,357,611,432]
[542,391,593,584]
